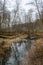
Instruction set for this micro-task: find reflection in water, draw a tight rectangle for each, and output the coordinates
[5,40,32,65]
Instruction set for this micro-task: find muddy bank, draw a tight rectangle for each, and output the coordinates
[0,41,11,65]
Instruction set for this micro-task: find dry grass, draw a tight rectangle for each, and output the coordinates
[28,38,43,65]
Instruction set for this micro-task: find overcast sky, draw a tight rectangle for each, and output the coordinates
[5,0,36,22]
[6,0,35,12]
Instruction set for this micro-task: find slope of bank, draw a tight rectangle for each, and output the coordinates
[28,38,43,65]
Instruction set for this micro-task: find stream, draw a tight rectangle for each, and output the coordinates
[5,39,33,65]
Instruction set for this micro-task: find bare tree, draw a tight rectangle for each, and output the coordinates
[2,0,6,23]
[13,0,21,25]
[0,0,11,30]
[0,0,3,30]
[27,0,43,29]
[40,0,43,23]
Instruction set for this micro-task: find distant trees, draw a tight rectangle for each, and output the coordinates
[0,0,43,32]
[26,0,43,31]
[40,0,43,23]
[34,0,43,28]
[0,0,3,30]
[34,0,43,29]
[0,0,11,30]
[22,9,34,31]
[28,9,34,31]
[2,0,11,29]
[2,0,6,24]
